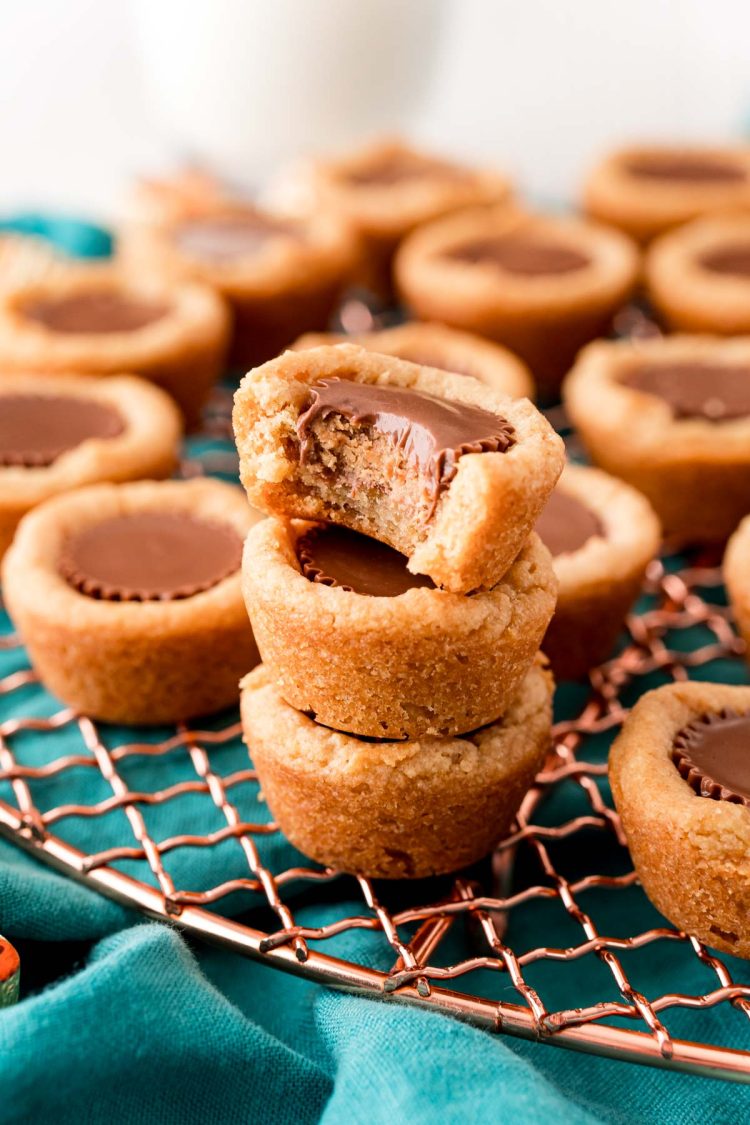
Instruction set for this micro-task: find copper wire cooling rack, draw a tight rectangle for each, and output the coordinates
[1,388,750,1082]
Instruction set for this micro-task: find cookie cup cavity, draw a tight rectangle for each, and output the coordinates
[0,372,182,559]
[610,681,750,958]
[564,336,750,543]
[120,207,357,369]
[2,479,260,724]
[233,343,564,593]
[241,659,553,879]
[0,266,230,425]
[583,144,750,244]
[243,519,556,738]
[646,214,750,334]
[394,208,639,398]
[293,321,533,400]
[541,465,660,680]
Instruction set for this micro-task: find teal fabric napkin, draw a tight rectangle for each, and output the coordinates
[0,216,749,1124]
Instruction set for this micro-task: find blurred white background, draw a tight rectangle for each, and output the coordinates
[0,0,748,219]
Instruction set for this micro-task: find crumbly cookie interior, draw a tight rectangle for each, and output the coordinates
[288,413,435,552]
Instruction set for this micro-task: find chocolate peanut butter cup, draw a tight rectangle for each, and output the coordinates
[672,710,750,806]
[623,153,747,184]
[296,376,515,516]
[0,373,182,561]
[584,144,750,244]
[564,336,750,544]
[621,361,750,422]
[532,465,659,681]
[119,201,357,369]
[534,489,604,558]
[395,208,639,399]
[0,394,124,467]
[647,214,750,335]
[234,343,563,593]
[297,524,434,597]
[22,290,169,335]
[1,478,260,724]
[240,660,554,879]
[646,214,750,337]
[610,681,750,959]
[59,512,242,602]
[0,267,230,426]
[241,517,556,740]
[447,234,591,277]
[698,243,750,279]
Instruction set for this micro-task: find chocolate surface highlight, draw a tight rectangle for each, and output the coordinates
[297,524,435,597]
[623,155,747,183]
[174,212,299,262]
[296,377,515,502]
[621,360,750,421]
[447,234,590,277]
[535,490,604,557]
[672,709,750,805]
[0,394,124,467]
[699,244,750,279]
[23,291,169,334]
[59,512,243,601]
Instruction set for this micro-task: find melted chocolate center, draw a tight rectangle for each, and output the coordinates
[621,361,750,421]
[296,377,515,502]
[624,154,747,183]
[447,234,590,277]
[535,490,604,557]
[23,291,168,334]
[174,213,298,262]
[0,394,124,467]
[672,710,750,805]
[297,524,435,597]
[59,512,243,601]
[699,244,750,279]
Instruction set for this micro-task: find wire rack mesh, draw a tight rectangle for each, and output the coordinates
[1,382,750,1082]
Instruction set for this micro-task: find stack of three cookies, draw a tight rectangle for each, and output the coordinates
[232,344,564,878]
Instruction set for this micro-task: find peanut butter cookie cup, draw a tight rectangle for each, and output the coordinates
[610,681,750,958]
[233,343,564,593]
[0,266,229,426]
[395,208,639,399]
[2,479,260,724]
[307,137,513,297]
[293,321,533,400]
[564,336,750,543]
[0,372,181,559]
[240,658,553,879]
[646,214,750,335]
[120,203,357,368]
[535,465,660,680]
[584,144,750,244]
[242,518,556,739]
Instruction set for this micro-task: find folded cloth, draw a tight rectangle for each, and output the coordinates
[0,217,748,1124]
